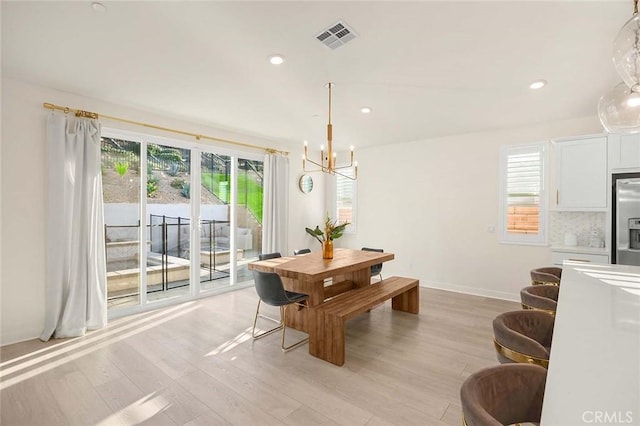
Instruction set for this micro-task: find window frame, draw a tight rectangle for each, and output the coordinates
[498,142,548,245]
[101,126,265,319]
[335,169,357,234]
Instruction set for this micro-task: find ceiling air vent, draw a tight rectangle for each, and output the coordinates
[316,21,357,50]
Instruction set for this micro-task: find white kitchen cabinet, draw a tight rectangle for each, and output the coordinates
[551,249,609,266]
[608,133,640,171]
[553,135,607,210]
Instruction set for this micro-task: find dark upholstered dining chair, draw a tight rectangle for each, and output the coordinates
[258,252,282,261]
[254,252,283,323]
[521,285,559,316]
[493,310,555,368]
[251,270,309,352]
[361,247,383,281]
[460,364,547,426]
[293,248,311,255]
[530,266,562,286]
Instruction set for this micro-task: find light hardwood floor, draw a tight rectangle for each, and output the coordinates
[0,287,518,426]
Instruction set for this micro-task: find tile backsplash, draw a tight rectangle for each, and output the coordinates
[550,211,606,247]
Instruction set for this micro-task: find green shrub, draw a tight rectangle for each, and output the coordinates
[147,173,159,197]
[114,162,129,177]
[167,163,180,176]
[181,183,190,199]
[148,144,184,164]
[147,181,158,197]
[171,178,186,188]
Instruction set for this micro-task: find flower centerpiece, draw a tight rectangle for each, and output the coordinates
[305,214,349,259]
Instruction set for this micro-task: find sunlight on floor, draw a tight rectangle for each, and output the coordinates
[96,391,172,426]
[205,327,253,356]
[0,302,199,390]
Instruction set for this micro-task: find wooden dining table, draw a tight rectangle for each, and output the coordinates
[247,248,394,332]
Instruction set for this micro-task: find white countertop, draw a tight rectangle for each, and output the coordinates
[541,262,640,425]
[550,245,608,255]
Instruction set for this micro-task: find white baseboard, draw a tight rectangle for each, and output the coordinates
[419,280,520,303]
[1,328,41,347]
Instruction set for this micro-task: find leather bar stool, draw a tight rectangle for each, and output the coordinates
[493,310,554,369]
[520,285,559,316]
[460,364,547,426]
[530,266,562,286]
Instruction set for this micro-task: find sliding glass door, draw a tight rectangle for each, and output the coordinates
[102,128,264,315]
[235,157,263,286]
[101,137,142,310]
[198,153,264,291]
[199,151,232,291]
[146,143,192,302]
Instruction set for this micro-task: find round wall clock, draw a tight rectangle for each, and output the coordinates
[299,174,313,193]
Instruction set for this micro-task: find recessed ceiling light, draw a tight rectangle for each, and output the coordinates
[269,54,285,65]
[529,79,547,90]
[91,2,106,12]
[360,106,372,114]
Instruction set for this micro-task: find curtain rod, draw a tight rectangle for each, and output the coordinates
[42,102,288,155]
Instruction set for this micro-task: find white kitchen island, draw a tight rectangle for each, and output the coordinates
[541,262,640,425]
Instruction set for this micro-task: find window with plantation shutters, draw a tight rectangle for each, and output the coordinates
[499,143,548,245]
[336,169,356,233]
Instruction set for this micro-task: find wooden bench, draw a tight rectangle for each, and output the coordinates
[308,276,419,366]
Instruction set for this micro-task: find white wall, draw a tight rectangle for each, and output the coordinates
[340,118,603,300]
[288,160,327,254]
[0,76,603,345]
[0,78,324,345]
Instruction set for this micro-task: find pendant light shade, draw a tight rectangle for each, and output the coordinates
[613,15,640,91]
[598,82,640,134]
[599,0,640,133]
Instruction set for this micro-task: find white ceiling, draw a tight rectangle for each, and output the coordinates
[1,1,631,150]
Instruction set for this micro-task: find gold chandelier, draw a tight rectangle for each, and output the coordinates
[303,82,358,180]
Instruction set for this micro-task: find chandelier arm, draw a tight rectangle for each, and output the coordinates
[304,157,328,170]
[303,165,327,173]
[304,154,353,172]
[304,157,324,167]
[332,169,357,181]
[332,160,354,169]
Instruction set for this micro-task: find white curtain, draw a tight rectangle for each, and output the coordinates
[262,154,289,255]
[40,113,107,341]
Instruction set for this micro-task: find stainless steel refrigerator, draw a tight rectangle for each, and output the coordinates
[613,173,640,266]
